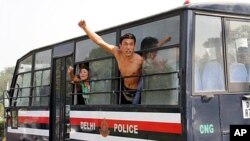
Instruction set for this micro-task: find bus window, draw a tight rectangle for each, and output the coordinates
[75,32,115,62]
[74,32,117,105]
[225,19,250,92]
[122,15,180,105]
[89,58,115,104]
[142,48,179,105]
[122,15,180,51]
[71,59,115,105]
[32,49,52,106]
[194,15,225,92]
[14,55,33,106]
[18,55,32,73]
[34,49,52,69]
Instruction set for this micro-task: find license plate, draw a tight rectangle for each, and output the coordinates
[242,100,250,119]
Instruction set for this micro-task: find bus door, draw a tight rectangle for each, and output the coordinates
[51,43,74,141]
[51,56,72,141]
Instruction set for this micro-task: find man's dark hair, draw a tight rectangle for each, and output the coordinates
[140,36,158,50]
[119,33,136,44]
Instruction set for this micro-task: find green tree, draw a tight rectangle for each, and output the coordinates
[0,67,14,139]
[0,66,15,99]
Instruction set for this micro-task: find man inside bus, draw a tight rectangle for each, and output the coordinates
[78,20,143,104]
[140,36,171,73]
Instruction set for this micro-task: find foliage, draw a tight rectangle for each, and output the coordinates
[0,67,14,141]
[0,67,15,99]
[0,67,14,139]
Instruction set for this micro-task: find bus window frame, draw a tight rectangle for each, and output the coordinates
[192,11,250,95]
[192,13,227,95]
[224,17,250,92]
[32,49,52,106]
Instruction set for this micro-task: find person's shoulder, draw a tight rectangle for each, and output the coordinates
[135,53,143,58]
[113,46,121,55]
[134,53,144,62]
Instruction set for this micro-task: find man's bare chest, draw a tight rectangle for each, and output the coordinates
[118,60,141,76]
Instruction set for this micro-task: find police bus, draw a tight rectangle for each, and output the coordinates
[3,1,250,141]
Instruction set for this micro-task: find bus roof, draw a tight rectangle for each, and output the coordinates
[182,2,250,16]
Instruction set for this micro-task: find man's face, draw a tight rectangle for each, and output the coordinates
[120,39,135,57]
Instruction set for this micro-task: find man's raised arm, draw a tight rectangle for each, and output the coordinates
[78,20,116,54]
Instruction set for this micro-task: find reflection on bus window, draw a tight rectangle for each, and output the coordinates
[194,15,225,92]
[226,20,250,86]
[18,56,32,73]
[142,48,179,105]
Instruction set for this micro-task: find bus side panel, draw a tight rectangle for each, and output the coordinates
[69,107,183,141]
[219,94,250,141]
[6,110,50,141]
[192,96,221,141]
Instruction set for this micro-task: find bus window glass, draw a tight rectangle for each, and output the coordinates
[32,70,50,106]
[75,32,115,62]
[88,58,115,105]
[225,19,250,92]
[194,15,225,92]
[15,73,31,106]
[18,55,32,73]
[35,49,52,70]
[141,48,179,105]
[66,57,73,105]
[122,16,180,51]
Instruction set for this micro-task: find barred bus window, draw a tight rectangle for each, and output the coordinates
[194,15,225,92]
[122,15,180,105]
[88,58,115,105]
[15,73,31,107]
[32,49,52,106]
[32,70,50,106]
[12,55,33,107]
[225,19,250,92]
[142,48,179,105]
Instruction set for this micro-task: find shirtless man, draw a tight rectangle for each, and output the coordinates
[78,20,143,102]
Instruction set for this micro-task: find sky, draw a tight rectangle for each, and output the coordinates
[0,0,249,72]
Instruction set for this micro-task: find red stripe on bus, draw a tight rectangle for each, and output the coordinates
[18,116,49,124]
[70,118,182,134]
